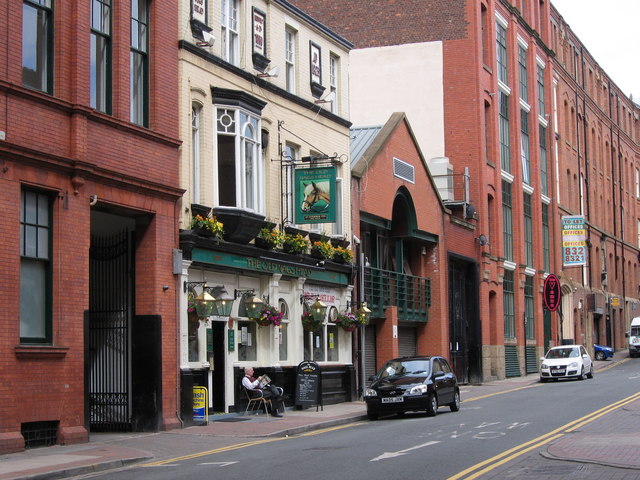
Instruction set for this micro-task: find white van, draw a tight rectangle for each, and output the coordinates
[628,317,640,358]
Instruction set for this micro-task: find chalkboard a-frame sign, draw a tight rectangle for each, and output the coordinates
[295,360,323,411]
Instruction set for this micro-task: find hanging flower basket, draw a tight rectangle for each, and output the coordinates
[252,305,284,327]
[254,227,283,250]
[189,214,224,240]
[301,311,323,332]
[282,233,309,255]
[335,312,359,332]
[332,246,354,264]
[310,240,334,259]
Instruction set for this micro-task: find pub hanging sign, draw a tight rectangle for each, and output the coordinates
[543,274,561,312]
[294,166,337,224]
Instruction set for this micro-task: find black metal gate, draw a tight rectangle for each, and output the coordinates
[449,261,468,382]
[88,231,132,432]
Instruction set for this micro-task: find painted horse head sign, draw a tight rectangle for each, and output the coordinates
[294,166,336,224]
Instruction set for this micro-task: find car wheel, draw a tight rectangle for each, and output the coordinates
[578,366,586,380]
[587,365,594,379]
[367,412,379,421]
[595,351,606,361]
[449,390,460,412]
[426,393,438,417]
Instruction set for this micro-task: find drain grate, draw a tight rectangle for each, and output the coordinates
[21,420,58,449]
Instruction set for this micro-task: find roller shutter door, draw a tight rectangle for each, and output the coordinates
[398,326,417,357]
[364,325,377,379]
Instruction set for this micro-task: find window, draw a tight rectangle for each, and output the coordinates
[332,177,343,237]
[503,270,515,338]
[327,322,339,361]
[499,92,511,172]
[285,27,296,94]
[20,189,52,344]
[216,107,263,212]
[521,110,530,184]
[537,64,546,117]
[22,0,53,94]
[525,276,535,339]
[130,0,148,126]
[304,324,325,362]
[329,54,338,114]
[518,45,528,102]
[285,143,298,224]
[191,104,202,204]
[636,168,640,199]
[524,193,533,267]
[502,180,513,261]
[542,203,550,272]
[481,4,489,67]
[539,125,548,196]
[278,299,288,361]
[496,19,508,85]
[237,298,257,361]
[91,0,112,113]
[221,0,239,65]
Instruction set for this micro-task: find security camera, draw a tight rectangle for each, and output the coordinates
[316,260,325,267]
[197,31,215,47]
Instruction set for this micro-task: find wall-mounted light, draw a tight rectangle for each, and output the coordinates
[477,234,489,246]
[258,65,279,78]
[197,31,215,47]
[314,90,336,105]
[301,293,328,322]
[184,282,233,318]
[356,302,372,324]
[235,289,265,318]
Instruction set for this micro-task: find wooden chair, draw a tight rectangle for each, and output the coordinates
[243,388,272,415]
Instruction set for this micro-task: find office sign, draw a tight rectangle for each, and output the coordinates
[294,166,337,224]
[561,215,587,266]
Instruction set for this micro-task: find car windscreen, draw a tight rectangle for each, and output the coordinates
[631,327,640,336]
[378,360,431,378]
[546,347,579,359]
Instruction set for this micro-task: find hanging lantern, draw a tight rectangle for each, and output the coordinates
[356,302,372,325]
[195,289,216,319]
[213,287,234,317]
[244,294,265,319]
[309,297,328,323]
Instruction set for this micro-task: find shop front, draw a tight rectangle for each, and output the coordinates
[178,231,356,419]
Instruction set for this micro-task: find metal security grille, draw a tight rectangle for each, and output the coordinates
[505,345,520,377]
[364,325,377,379]
[22,421,58,449]
[526,346,538,373]
[88,231,132,432]
[393,157,415,183]
[364,266,430,322]
[398,327,417,357]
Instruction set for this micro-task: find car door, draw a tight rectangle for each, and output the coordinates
[431,358,454,404]
[580,345,592,372]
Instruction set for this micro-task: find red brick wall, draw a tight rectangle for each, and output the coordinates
[0,1,181,452]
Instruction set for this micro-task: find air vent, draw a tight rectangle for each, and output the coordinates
[393,157,415,184]
[22,420,58,449]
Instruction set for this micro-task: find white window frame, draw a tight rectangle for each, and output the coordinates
[215,106,264,213]
[329,54,338,114]
[221,0,239,65]
[285,27,296,94]
[191,104,202,204]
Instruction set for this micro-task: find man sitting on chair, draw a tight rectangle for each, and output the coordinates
[242,367,284,417]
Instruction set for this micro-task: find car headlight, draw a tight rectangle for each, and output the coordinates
[541,362,548,369]
[569,362,579,368]
[409,384,428,395]
[364,388,377,397]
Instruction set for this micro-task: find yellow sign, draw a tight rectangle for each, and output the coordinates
[611,296,620,307]
[193,386,208,424]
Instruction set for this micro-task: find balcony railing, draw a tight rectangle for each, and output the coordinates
[364,266,431,322]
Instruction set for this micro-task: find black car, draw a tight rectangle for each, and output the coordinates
[364,356,460,420]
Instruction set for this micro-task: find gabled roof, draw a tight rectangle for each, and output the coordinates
[350,125,383,168]
[350,112,448,213]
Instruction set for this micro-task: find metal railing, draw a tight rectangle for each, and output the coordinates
[364,266,431,322]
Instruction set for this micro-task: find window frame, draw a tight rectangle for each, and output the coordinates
[542,202,550,272]
[499,92,511,173]
[191,103,202,204]
[502,180,513,262]
[20,188,53,345]
[22,0,54,94]
[496,18,508,85]
[285,27,296,94]
[130,0,149,126]
[503,270,515,339]
[221,0,239,66]
[329,53,338,114]
[91,0,112,113]
[518,44,528,103]
[524,275,535,339]
[523,192,533,267]
[520,109,530,184]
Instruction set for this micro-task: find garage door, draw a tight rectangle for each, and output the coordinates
[364,325,377,379]
[398,326,417,357]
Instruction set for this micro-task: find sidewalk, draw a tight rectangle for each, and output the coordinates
[0,351,634,480]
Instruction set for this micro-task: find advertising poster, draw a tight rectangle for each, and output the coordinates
[294,166,336,224]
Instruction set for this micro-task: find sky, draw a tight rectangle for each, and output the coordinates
[551,0,640,103]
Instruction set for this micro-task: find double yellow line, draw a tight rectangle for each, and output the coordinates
[447,391,640,480]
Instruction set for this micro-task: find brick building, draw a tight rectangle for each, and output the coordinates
[0,1,182,453]
[292,0,640,380]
